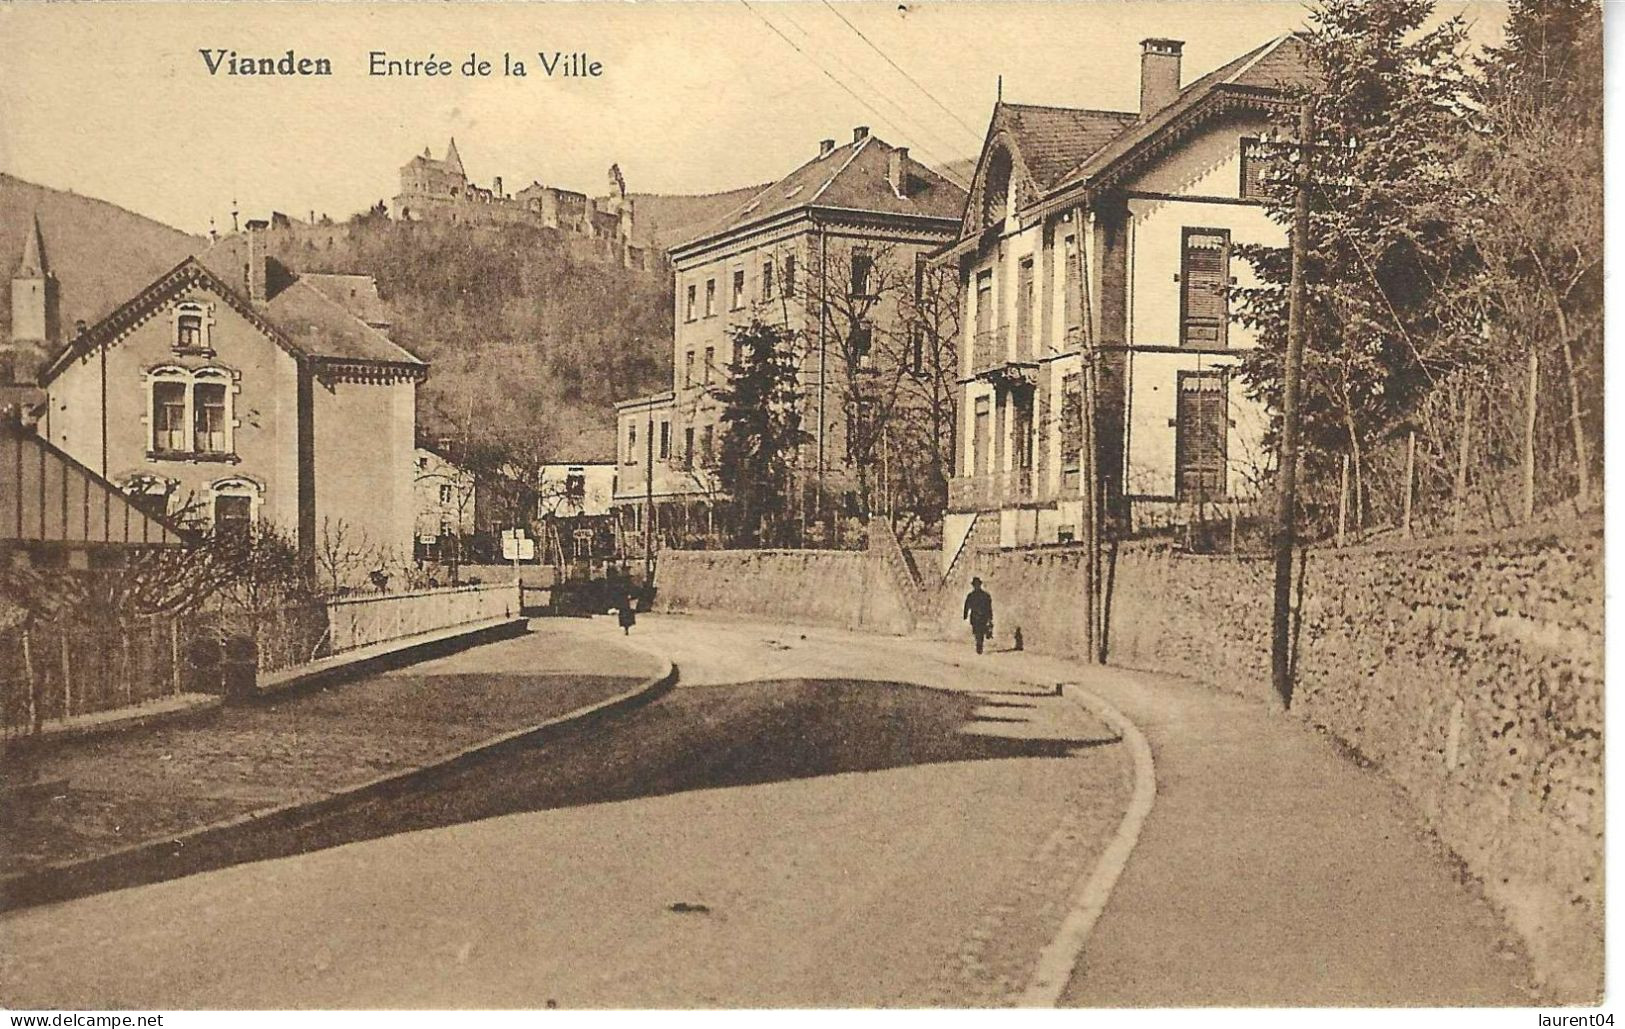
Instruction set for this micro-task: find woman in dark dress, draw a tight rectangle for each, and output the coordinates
[618,593,638,635]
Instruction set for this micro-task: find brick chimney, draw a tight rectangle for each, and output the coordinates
[819,138,836,157]
[888,146,910,196]
[853,125,870,144]
[1139,38,1184,116]
[244,218,269,302]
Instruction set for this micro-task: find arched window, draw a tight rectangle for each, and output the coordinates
[170,301,214,353]
[208,477,263,537]
[145,365,238,459]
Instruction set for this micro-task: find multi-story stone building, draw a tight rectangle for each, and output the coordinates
[613,127,965,542]
[939,34,1311,562]
[16,215,427,575]
[390,139,649,268]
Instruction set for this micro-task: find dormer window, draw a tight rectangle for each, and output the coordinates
[171,301,213,355]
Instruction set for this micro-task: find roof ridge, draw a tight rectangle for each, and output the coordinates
[1002,101,1136,119]
[808,135,873,206]
[280,278,424,365]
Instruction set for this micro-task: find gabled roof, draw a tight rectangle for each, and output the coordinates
[673,134,966,253]
[1050,33,1313,196]
[996,105,1138,193]
[40,249,425,384]
[0,419,189,547]
[546,427,617,465]
[953,33,1312,245]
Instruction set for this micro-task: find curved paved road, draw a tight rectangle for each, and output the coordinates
[1,616,1132,1009]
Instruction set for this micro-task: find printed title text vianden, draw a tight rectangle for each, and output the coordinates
[198,50,605,78]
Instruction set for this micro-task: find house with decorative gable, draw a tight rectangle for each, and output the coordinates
[938,34,1313,563]
[20,217,426,573]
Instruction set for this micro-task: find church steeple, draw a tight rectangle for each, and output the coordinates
[444,137,464,177]
[15,213,50,279]
[8,212,60,385]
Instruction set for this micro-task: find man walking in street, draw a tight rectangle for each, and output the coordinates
[964,577,994,654]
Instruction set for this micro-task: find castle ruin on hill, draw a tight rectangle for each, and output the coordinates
[388,138,651,268]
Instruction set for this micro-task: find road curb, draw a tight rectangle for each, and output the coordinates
[1020,681,1157,1007]
[0,653,678,913]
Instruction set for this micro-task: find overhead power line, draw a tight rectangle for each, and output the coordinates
[817,0,985,144]
[736,0,972,188]
[772,3,977,174]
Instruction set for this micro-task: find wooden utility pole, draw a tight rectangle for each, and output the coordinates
[644,407,654,586]
[1402,429,1417,535]
[1070,205,1101,664]
[1271,103,1315,710]
[1522,347,1539,522]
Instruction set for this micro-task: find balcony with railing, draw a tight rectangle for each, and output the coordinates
[948,468,1036,512]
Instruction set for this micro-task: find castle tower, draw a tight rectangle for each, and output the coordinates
[8,213,60,385]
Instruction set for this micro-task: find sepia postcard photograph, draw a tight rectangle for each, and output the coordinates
[0,0,1607,1019]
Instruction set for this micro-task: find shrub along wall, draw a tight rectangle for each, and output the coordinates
[944,518,1603,1000]
[654,549,913,635]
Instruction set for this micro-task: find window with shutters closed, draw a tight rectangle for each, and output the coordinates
[1180,228,1231,348]
[1239,138,1268,199]
[1015,257,1035,359]
[1059,372,1082,493]
[1175,370,1229,500]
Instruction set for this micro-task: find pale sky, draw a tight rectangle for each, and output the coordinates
[0,0,1508,234]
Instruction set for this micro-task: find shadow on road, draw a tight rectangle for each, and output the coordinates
[9,678,1117,908]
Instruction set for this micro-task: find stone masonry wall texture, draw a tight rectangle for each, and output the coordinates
[950,518,1602,1001]
[654,549,912,636]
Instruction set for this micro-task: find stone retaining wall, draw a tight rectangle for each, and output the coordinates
[946,519,1604,1001]
[654,549,912,635]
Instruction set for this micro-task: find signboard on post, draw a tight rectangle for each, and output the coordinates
[501,529,535,562]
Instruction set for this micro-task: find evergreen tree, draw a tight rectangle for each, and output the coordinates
[1454,0,1603,505]
[1235,0,1479,503]
[715,319,811,545]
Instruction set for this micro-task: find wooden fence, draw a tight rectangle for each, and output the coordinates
[0,582,521,737]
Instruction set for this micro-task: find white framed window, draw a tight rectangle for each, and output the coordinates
[145,365,238,459]
[208,476,263,536]
[169,301,215,353]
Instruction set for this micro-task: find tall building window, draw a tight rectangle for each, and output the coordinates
[784,255,797,296]
[194,382,228,453]
[626,422,637,464]
[685,284,697,322]
[176,309,204,350]
[731,270,745,310]
[152,380,187,454]
[1239,137,1268,199]
[1180,228,1231,348]
[1176,371,1229,500]
[762,260,775,301]
[704,279,716,317]
[439,484,453,504]
[683,427,695,470]
[850,248,874,297]
[1063,234,1080,330]
[659,419,671,459]
[684,351,695,387]
[1059,372,1082,493]
[1016,257,1035,358]
[701,424,715,467]
[703,346,715,384]
[974,269,993,340]
[148,367,235,458]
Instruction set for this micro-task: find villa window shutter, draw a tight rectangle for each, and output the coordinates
[1176,372,1228,499]
[1181,229,1230,348]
